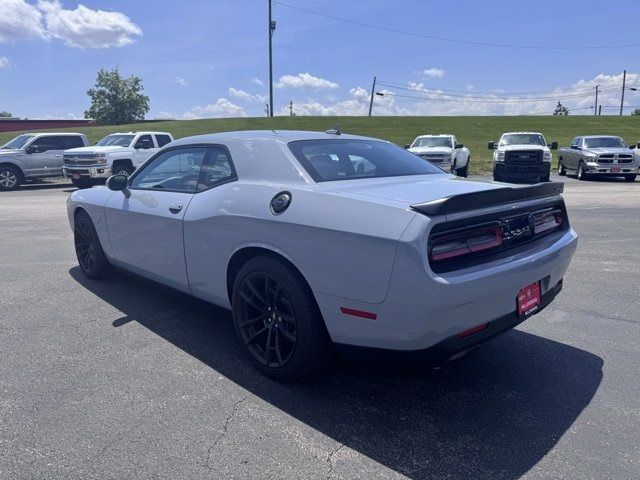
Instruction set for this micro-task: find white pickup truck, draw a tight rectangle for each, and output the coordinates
[489,132,557,183]
[406,134,470,177]
[63,131,174,188]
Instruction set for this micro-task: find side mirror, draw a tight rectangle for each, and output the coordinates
[549,141,558,150]
[488,141,495,150]
[635,143,640,149]
[94,140,99,145]
[25,145,38,154]
[570,145,579,150]
[106,174,131,197]
[455,143,464,149]
[404,144,411,149]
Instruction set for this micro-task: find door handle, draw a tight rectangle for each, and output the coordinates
[168,203,183,214]
[53,154,62,157]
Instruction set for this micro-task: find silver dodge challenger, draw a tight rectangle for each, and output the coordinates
[67,130,578,380]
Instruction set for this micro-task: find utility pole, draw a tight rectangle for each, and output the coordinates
[368,76,377,117]
[268,0,276,117]
[594,85,599,116]
[598,105,602,116]
[620,69,627,116]
[288,101,294,116]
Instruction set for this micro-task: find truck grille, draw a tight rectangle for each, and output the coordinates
[504,150,543,165]
[64,153,99,166]
[597,154,633,164]
[419,154,450,163]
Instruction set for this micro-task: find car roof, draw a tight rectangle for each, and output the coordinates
[19,132,85,136]
[170,130,381,147]
[415,134,453,138]
[108,131,172,135]
[581,135,623,139]
[501,132,544,135]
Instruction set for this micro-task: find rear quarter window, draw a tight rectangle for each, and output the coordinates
[155,134,172,147]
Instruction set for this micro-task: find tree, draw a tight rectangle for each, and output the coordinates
[84,67,149,124]
[0,111,11,117]
[631,108,640,116]
[553,101,569,116]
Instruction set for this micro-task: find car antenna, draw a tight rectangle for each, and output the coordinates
[325,124,341,135]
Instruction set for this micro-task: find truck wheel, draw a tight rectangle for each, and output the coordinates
[113,163,134,176]
[624,174,637,182]
[71,178,93,189]
[74,210,113,279]
[456,163,468,177]
[0,165,23,191]
[541,173,550,182]
[232,255,332,381]
[577,162,589,181]
[558,160,567,176]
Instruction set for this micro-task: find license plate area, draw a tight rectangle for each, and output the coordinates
[611,166,621,173]
[517,281,541,318]
[72,173,80,179]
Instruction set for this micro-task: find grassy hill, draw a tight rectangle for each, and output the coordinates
[2,116,639,173]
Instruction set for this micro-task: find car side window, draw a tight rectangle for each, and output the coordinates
[134,134,155,149]
[155,134,172,148]
[130,147,207,192]
[196,146,237,191]
[62,136,85,149]
[29,136,63,152]
[571,137,580,148]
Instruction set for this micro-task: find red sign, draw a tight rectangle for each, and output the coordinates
[518,281,541,317]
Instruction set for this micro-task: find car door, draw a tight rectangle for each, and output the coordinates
[567,137,580,169]
[25,136,64,175]
[132,134,158,167]
[104,146,208,292]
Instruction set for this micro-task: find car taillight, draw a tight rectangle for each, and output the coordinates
[531,209,563,235]
[430,225,503,262]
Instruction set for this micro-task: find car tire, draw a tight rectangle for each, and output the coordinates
[71,178,93,189]
[541,173,550,182]
[624,174,637,182]
[558,160,567,176]
[456,163,468,177]
[113,163,134,176]
[0,164,23,191]
[577,162,588,181]
[74,210,113,279]
[232,255,332,381]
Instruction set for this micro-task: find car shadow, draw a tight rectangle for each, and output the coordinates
[69,267,603,480]
[18,180,73,191]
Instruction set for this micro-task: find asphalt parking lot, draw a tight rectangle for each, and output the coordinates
[1,175,639,479]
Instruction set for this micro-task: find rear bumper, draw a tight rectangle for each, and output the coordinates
[335,278,563,365]
[494,162,550,182]
[316,224,577,351]
[63,165,112,179]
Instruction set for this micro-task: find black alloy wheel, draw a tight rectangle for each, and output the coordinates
[235,271,297,369]
[74,210,112,279]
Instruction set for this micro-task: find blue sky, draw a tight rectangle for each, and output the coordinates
[1,0,640,118]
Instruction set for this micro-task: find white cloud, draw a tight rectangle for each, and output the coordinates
[175,77,188,86]
[250,77,264,86]
[38,0,142,48]
[228,87,267,104]
[153,111,174,120]
[0,0,141,48]
[0,0,45,42]
[182,98,247,119]
[415,68,445,78]
[0,56,11,69]
[276,73,338,90]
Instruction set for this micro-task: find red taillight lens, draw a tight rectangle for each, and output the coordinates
[532,209,563,235]
[430,225,503,262]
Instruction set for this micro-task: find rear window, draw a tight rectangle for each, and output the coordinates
[288,139,442,182]
[62,136,85,149]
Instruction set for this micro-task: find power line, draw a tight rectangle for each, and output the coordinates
[273,1,640,50]
[379,88,613,104]
[377,80,614,96]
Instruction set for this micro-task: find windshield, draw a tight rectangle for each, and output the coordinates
[584,137,626,149]
[500,134,546,146]
[412,137,453,148]
[2,134,34,150]
[96,134,135,147]
[288,139,443,182]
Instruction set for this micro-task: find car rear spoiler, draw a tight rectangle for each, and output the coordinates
[411,182,564,216]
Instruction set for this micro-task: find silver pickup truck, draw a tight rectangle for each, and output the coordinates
[0,132,89,191]
[558,135,639,182]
